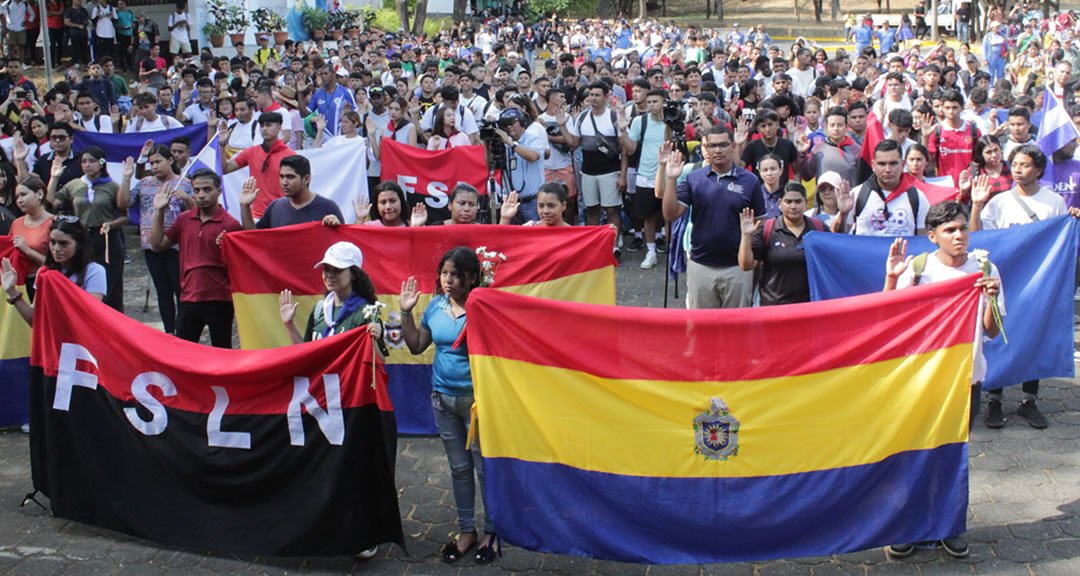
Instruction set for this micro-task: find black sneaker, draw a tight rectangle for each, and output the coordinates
[1017,400,1049,429]
[613,248,622,265]
[985,399,1006,429]
[627,237,644,252]
[886,543,915,559]
[655,237,668,253]
[939,537,969,558]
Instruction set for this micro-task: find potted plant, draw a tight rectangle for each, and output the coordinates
[203,21,227,48]
[252,8,289,45]
[225,5,249,46]
[302,6,330,41]
[327,9,350,41]
[204,0,233,47]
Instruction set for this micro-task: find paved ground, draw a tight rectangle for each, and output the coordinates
[1,228,1078,575]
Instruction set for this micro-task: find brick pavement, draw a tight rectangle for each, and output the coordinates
[0,232,1078,575]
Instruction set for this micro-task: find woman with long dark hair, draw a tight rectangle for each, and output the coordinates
[427,106,470,150]
[2,216,105,326]
[47,145,126,312]
[399,247,499,564]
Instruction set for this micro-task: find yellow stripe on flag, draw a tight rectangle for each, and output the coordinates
[0,286,31,360]
[474,344,972,478]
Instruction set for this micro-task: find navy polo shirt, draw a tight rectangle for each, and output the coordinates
[676,164,765,268]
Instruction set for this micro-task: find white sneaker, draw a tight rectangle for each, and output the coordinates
[1075,287,1080,302]
[356,545,378,559]
[640,251,658,269]
[20,423,29,434]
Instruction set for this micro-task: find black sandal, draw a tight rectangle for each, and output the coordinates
[440,531,476,564]
[474,533,501,564]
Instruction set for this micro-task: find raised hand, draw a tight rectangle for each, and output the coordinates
[1,257,16,295]
[886,238,912,279]
[970,173,992,205]
[400,276,420,313]
[12,134,26,162]
[50,156,66,178]
[666,149,685,175]
[140,138,154,158]
[796,130,811,154]
[279,289,299,325]
[734,117,750,146]
[353,195,371,223]
[616,106,630,131]
[315,113,328,132]
[836,179,854,214]
[410,202,428,227]
[122,156,135,181]
[958,169,972,191]
[500,191,520,222]
[657,141,672,167]
[239,177,259,206]
[739,207,760,236]
[152,186,172,212]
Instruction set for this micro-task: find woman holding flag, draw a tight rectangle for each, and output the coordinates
[117,144,193,335]
[46,146,125,312]
[399,247,500,564]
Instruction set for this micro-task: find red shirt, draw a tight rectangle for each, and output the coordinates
[233,140,294,219]
[928,121,979,186]
[165,206,243,303]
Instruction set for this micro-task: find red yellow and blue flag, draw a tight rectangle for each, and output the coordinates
[466,276,981,563]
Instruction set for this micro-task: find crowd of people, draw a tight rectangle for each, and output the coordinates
[2,0,1080,563]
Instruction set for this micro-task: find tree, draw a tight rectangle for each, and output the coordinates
[397,0,409,31]
[453,0,467,23]
[639,0,646,19]
[412,0,428,35]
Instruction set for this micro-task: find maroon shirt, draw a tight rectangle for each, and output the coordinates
[165,206,243,303]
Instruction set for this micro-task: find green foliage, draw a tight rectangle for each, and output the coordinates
[206,0,248,34]
[251,8,287,32]
[528,0,571,18]
[302,6,331,32]
[366,8,449,36]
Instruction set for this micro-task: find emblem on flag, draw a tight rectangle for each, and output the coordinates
[693,397,740,461]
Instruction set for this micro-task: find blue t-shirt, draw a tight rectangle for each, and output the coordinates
[676,164,766,268]
[308,84,357,137]
[421,294,472,395]
[255,195,343,229]
[35,263,107,294]
[853,25,872,47]
[877,29,897,53]
[504,128,546,200]
[629,114,668,182]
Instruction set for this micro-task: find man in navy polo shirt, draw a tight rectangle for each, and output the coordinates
[663,126,765,309]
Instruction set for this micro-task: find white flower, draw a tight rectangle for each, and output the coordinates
[361,301,386,323]
[971,249,990,264]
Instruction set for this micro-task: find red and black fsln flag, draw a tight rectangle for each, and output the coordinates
[28,270,404,556]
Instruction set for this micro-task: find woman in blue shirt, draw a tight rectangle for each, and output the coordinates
[399,247,499,564]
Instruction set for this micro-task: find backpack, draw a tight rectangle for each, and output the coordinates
[762,216,824,245]
[854,177,921,227]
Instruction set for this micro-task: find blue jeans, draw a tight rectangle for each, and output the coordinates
[517,195,539,223]
[988,56,1006,84]
[432,391,492,534]
[957,22,970,44]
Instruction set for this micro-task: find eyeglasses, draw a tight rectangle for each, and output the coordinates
[50,134,69,141]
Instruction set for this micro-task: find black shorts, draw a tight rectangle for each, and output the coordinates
[633,186,661,219]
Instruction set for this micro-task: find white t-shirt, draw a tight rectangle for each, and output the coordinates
[75,113,113,133]
[979,187,1066,229]
[225,116,263,149]
[847,185,930,236]
[168,12,190,44]
[91,4,116,38]
[125,114,183,133]
[896,252,1005,383]
[420,104,479,136]
[538,112,577,170]
[462,93,488,119]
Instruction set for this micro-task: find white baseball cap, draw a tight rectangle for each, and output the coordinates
[817,171,843,190]
[315,242,364,270]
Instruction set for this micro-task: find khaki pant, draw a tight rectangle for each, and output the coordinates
[686,259,753,309]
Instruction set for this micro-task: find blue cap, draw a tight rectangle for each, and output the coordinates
[499,108,526,123]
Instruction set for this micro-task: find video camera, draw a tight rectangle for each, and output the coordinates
[479,118,507,168]
[662,99,689,157]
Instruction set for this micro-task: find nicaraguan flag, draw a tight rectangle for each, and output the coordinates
[183,132,224,204]
[1037,88,1080,159]
[72,124,210,224]
[805,215,1079,390]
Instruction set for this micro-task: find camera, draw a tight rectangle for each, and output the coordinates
[545,121,570,154]
[662,99,689,157]
[479,118,507,168]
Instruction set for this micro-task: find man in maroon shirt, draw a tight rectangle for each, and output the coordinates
[149,168,243,348]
